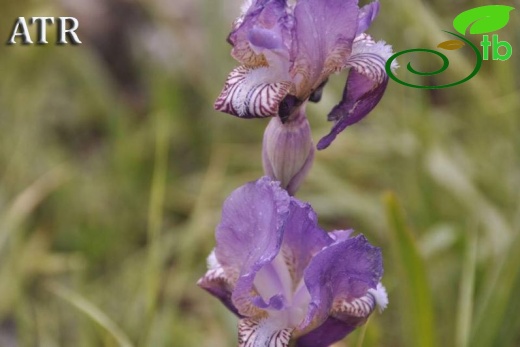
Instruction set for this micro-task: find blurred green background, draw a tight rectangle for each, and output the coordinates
[0,0,518,346]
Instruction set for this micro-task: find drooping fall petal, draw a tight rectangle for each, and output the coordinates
[317,35,396,150]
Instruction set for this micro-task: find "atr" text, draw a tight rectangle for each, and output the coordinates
[7,17,82,45]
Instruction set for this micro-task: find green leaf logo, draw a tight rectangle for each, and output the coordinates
[453,5,515,35]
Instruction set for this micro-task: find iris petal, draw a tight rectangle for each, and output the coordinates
[229,0,292,66]
[197,255,240,316]
[238,318,293,347]
[295,317,357,347]
[292,0,359,98]
[215,177,290,315]
[301,235,383,330]
[317,35,396,150]
[332,292,376,319]
[356,1,380,36]
[280,199,331,285]
[296,284,387,346]
[215,65,293,118]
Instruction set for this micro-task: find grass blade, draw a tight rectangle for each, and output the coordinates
[384,192,437,347]
[45,281,134,347]
[470,228,520,347]
[455,224,478,347]
[0,165,70,253]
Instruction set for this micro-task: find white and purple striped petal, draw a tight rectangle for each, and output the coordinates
[215,65,293,118]
[239,318,293,347]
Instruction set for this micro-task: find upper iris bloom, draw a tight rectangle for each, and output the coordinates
[215,0,397,149]
[198,177,387,347]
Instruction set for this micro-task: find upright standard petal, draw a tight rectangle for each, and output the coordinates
[280,199,331,285]
[215,177,290,315]
[292,0,359,98]
[228,0,292,66]
[356,1,380,36]
[317,35,396,150]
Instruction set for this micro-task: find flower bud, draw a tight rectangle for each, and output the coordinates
[262,108,314,195]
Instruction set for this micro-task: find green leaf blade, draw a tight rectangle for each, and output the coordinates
[384,192,437,347]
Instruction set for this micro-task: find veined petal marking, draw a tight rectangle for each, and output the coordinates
[346,34,396,82]
[231,42,269,67]
[346,53,387,84]
[215,65,249,116]
[215,66,292,118]
[238,318,293,347]
[233,288,270,318]
[198,254,234,290]
[345,34,393,84]
[323,37,353,76]
[332,292,376,318]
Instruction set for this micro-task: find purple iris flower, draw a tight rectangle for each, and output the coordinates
[198,177,387,347]
[215,0,397,149]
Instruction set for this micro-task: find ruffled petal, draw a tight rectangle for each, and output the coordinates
[317,35,396,150]
[215,177,291,315]
[300,234,383,330]
[215,65,293,118]
[238,318,293,347]
[368,282,389,313]
[229,0,293,67]
[329,229,354,243]
[292,0,359,98]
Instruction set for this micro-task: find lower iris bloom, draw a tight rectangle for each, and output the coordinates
[198,177,387,347]
[215,0,397,149]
